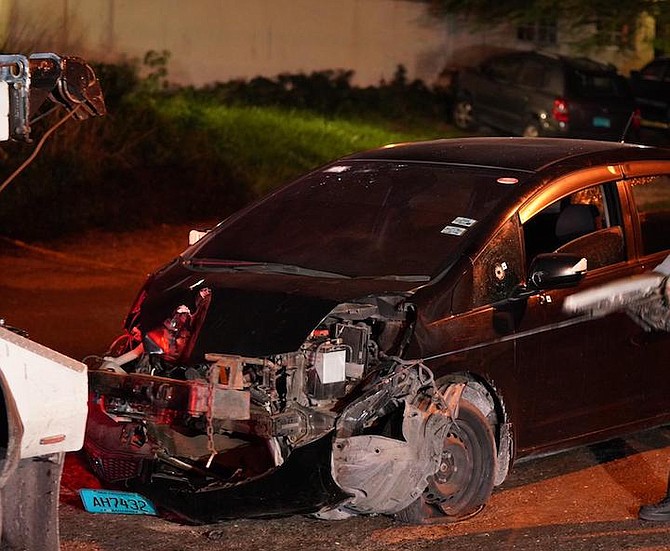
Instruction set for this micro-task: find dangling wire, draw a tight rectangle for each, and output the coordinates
[0,105,81,196]
[28,105,60,125]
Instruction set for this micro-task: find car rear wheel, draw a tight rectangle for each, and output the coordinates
[453,98,477,131]
[394,398,496,524]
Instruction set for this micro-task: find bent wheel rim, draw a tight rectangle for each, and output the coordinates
[424,425,478,516]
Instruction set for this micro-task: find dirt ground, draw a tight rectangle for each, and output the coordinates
[1,225,670,550]
[56,431,670,551]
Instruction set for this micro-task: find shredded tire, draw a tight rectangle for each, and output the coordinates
[395,398,496,524]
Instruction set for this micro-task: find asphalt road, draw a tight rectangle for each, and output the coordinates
[1,213,669,550]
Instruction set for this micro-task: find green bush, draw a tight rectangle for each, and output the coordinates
[201,64,453,122]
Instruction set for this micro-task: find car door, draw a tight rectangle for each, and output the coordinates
[513,55,552,135]
[475,55,523,132]
[622,168,670,418]
[512,170,649,453]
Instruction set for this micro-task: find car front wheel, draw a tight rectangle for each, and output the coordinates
[395,397,496,524]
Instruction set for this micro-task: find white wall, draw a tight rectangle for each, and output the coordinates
[3,0,463,86]
[1,0,654,86]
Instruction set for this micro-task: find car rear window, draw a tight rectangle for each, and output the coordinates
[566,70,631,99]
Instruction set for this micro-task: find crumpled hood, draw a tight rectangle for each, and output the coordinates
[131,258,421,359]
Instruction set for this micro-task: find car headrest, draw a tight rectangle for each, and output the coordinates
[555,204,597,242]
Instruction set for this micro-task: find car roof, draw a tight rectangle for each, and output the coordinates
[482,50,617,73]
[345,137,670,175]
[645,56,670,64]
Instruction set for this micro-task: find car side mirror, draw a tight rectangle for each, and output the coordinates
[189,228,209,245]
[506,254,587,303]
[528,253,587,290]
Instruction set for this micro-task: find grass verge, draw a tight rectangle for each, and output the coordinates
[0,90,460,241]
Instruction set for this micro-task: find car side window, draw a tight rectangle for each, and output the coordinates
[640,60,667,81]
[470,217,524,308]
[483,56,522,84]
[629,175,670,256]
[522,184,625,270]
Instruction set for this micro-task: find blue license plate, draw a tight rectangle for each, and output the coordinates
[79,488,157,515]
[592,116,611,128]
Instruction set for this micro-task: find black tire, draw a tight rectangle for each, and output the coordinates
[452,97,477,131]
[395,398,496,524]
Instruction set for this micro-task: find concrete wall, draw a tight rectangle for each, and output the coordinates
[0,0,655,87]
[2,0,469,87]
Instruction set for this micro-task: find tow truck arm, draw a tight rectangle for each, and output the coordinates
[0,52,106,142]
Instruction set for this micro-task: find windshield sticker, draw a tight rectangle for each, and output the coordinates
[452,216,477,227]
[324,165,350,173]
[441,225,467,236]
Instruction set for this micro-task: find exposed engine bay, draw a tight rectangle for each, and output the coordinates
[85,288,465,520]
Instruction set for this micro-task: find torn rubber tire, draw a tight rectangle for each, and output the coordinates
[394,398,496,524]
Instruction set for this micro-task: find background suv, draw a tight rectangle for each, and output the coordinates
[452,51,639,141]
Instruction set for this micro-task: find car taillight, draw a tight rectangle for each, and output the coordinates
[552,98,569,124]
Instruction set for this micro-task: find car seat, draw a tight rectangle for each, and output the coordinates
[554,203,598,245]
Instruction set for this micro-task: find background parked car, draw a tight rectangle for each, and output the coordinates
[452,51,640,141]
[629,56,670,131]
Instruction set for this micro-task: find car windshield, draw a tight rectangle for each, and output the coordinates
[188,161,521,278]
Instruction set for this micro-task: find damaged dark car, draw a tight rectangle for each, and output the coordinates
[85,137,670,524]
